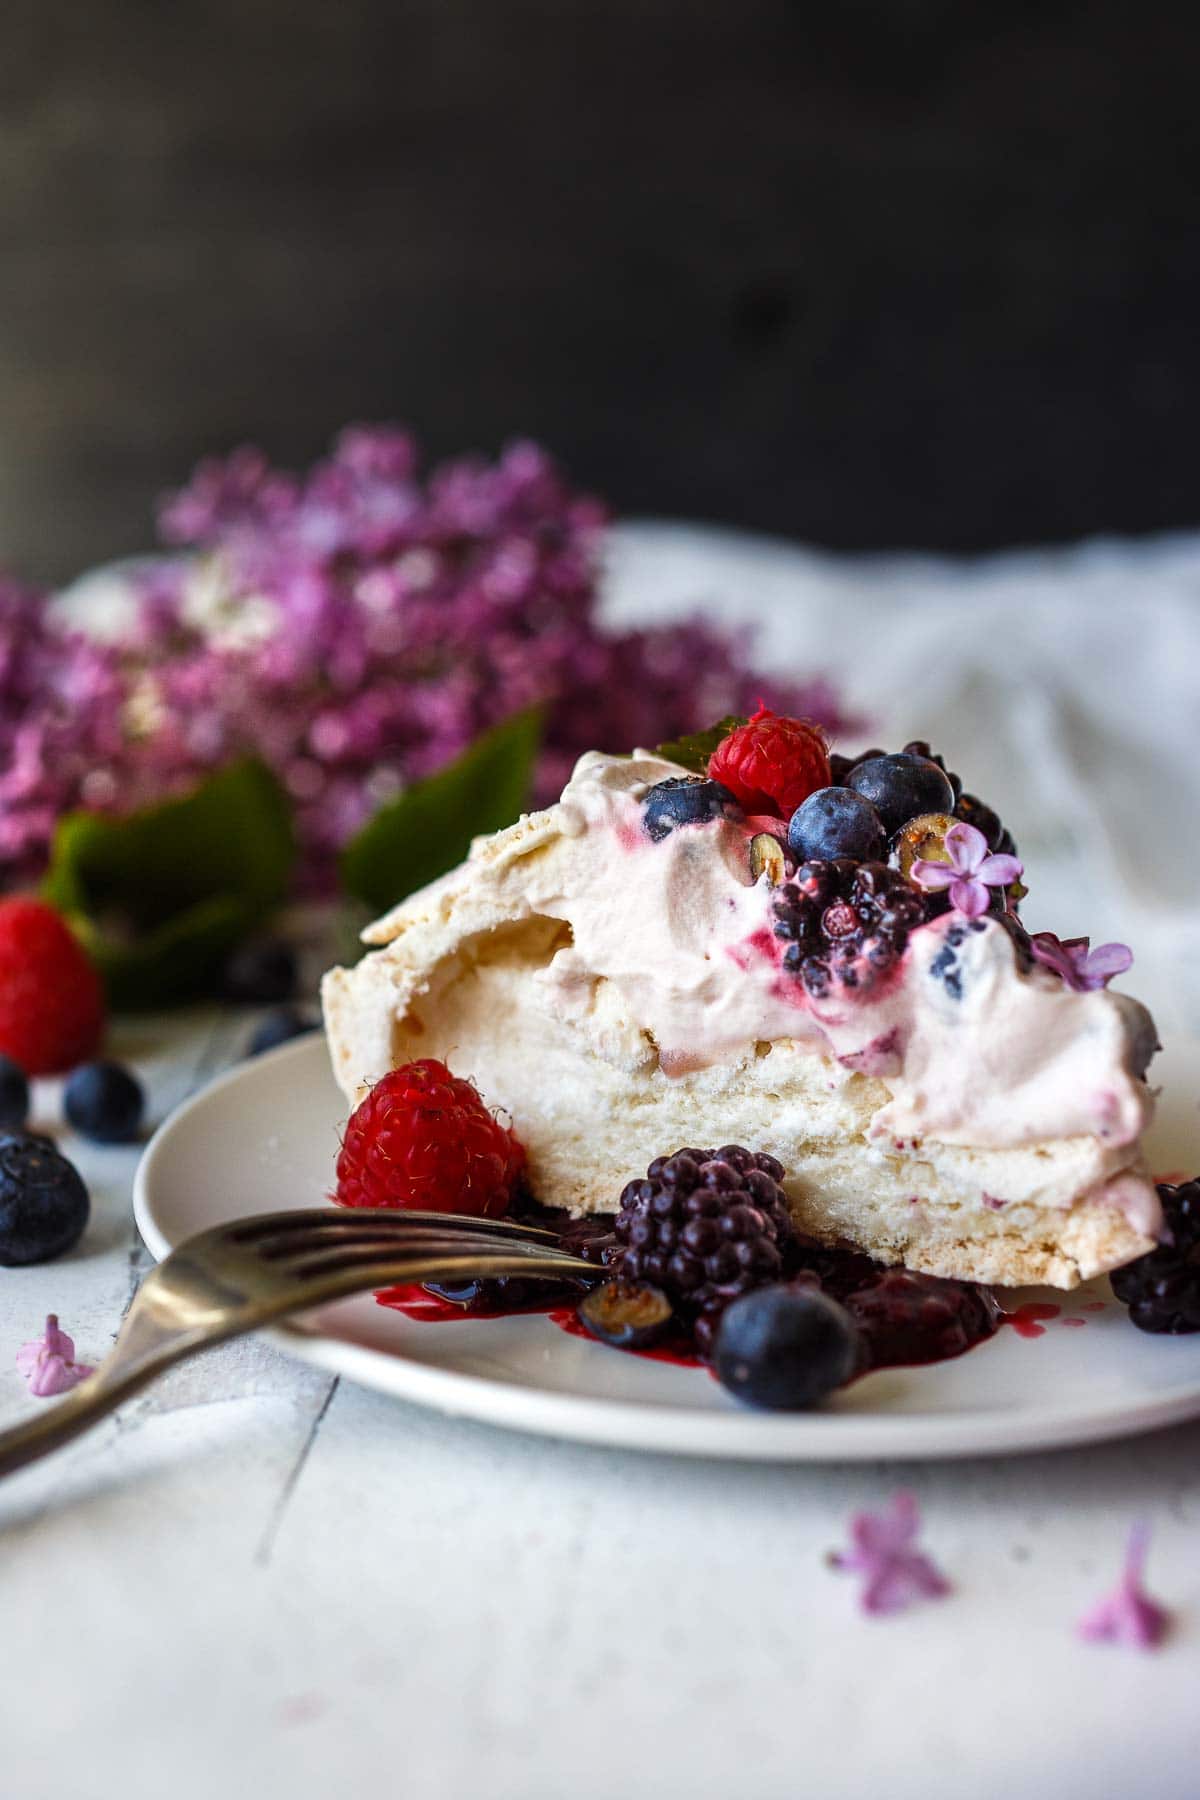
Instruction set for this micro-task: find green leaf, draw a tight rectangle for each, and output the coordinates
[42,758,294,1010]
[654,715,748,774]
[340,707,543,914]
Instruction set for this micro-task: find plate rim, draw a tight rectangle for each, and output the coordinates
[132,1033,1200,1463]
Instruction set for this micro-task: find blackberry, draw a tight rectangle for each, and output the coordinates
[844,1269,1001,1366]
[1111,1180,1200,1334]
[772,859,927,997]
[612,1146,794,1351]
[642,776,742,842]
[953,792,1003,850]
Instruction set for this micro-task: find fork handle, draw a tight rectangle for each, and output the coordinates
[0,1357,179,1479]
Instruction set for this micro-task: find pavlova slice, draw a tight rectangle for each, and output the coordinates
[323,711,1160,1289]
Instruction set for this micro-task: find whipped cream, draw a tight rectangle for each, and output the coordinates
[521,753,1156,1158]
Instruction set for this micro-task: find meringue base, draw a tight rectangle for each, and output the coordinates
[322,918,1155,1290]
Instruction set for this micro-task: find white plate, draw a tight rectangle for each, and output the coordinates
[133,1032,1200,1462]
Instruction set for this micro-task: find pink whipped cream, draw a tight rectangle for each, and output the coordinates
[537,753,1157,1164]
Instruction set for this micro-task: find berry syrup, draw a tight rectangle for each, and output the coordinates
[375,1202,1004,1377]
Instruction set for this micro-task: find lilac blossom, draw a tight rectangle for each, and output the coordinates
[911,821,1024,919]
[1029,932,1133,992]
[16,1315,94,1397]
[1077,1521,1171,1650]
[830,1491,952,1615]
[0,428,855,891]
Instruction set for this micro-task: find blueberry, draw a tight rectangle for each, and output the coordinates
[0,1055,29,1131]
[64,1061,145,1144]
[642,777,742,842]
[787,787,886,862]
[222,938,298,1004]
[714,1284,861,1409]
[577,1278,674,1349]
[248,1008,318,1057]
[0,1132,90,1265]
[844,754,955,835]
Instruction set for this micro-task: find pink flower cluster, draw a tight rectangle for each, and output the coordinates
[0,428,852,891]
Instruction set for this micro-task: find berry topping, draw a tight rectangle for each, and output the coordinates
[787,785,887,863]
[892,812,957,882]
[772,860,926,997]
[953,791,1003,850]
[901,739,963,801]
[335,1058,526,1217]
[714,1284,861,1409]
[843,1268,1001,1364]
[577,1278,674,1349]
[222,937,299,1004]
[0,1133,90,1266]
[843,753,956,836]
[612,1145,794,1346]
[642,775,742,842]
[749,832,786,885]
[910,821,1023,920]
[1111,1179,1200,1333]
[248,1007,319,1057]
[707,706,831,819]
[64,1061,145,1145]
[0,1055,29,1131]
[0,899,105,1076]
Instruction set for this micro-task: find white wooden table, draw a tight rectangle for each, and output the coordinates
[3,525,1200,1800]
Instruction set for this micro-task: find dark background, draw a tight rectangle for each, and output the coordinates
[3,0,1198,583]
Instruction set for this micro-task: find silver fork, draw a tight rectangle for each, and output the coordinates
[0,1209,598,1478]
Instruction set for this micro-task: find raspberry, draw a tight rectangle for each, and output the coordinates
[707,706,830,819]
[611,1145,795,1354]
[0,900,105,1076]
[334,1058,525,1217]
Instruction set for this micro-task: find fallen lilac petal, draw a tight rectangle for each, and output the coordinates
[831,1491,952,1616]
[1078,1522,1171,1650]
[16,1314,95,1398]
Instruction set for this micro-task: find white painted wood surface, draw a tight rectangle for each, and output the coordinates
[4,526,1200,1800]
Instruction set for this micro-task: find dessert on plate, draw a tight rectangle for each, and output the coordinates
[323,713,1159,1292]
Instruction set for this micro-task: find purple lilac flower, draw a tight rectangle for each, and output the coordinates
[911,821,1024,919]
[16,1314,94,1397]
[1077,1521,1171,1650]
[0,428,855,892]
[1029,932,1133,992]
[830,1491,952,1615]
